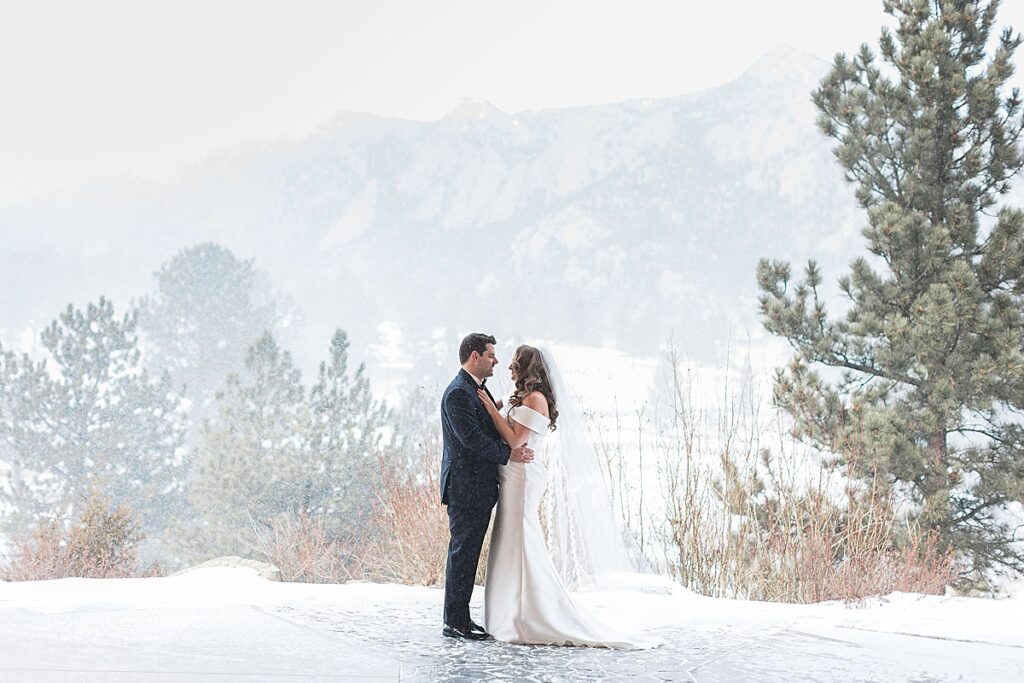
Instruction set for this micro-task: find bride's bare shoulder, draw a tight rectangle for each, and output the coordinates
[522,391,550,417]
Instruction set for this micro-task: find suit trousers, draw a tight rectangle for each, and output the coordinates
[443,504,492,626]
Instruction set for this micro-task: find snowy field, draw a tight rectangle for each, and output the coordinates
[1,567,1022,682]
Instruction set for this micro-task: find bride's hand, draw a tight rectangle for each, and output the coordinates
[477,388,498,414]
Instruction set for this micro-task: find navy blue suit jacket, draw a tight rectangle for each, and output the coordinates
[440,369,511,509]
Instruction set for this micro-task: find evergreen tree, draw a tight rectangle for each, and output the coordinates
[189,330,386,558]
[189,332,308,556]
[0,298,187,535]
[137,243,282,424]
[305,330,388,529]
[758,0,1024,582]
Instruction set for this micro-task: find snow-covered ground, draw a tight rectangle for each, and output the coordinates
[1,567,1021,682]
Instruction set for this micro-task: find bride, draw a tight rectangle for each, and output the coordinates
[475,344,661,649]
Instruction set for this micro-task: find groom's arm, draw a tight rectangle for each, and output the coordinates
[444,388,511,466]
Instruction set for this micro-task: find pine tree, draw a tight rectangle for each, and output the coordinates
[136,243,282,425]
[188,330,386,558]
[189,332,308,557]
[305,329,388,530]
[0,298,187,535]
[758,0,1024,582]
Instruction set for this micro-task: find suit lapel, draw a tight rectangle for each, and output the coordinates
[481,382,497,406]
[458,369,495,431]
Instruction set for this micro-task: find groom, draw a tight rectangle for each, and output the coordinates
[440,333,533,640]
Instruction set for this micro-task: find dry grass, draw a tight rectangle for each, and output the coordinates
[1,488,157,581]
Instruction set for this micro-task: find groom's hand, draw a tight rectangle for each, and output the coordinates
[509,445,534,464]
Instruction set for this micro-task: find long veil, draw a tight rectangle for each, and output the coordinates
[537,346,667,592]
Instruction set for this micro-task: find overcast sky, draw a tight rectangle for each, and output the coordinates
[2,0,1023,207]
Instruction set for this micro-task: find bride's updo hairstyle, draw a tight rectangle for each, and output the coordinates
[508,345,558,430]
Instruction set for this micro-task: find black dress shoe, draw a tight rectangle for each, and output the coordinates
[443,623,489,640]
[466,620,493,639]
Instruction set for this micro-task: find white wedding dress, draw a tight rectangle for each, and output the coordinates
[483,400,658,649]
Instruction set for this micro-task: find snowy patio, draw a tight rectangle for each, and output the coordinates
[1,567,1021,681]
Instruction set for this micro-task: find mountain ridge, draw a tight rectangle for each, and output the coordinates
[0,46,887,388]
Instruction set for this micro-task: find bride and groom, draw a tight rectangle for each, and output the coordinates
[440,333,658,649]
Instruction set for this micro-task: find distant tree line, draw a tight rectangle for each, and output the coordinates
[0,242,387,565]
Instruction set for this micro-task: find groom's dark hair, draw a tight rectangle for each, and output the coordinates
[459,333,496,364]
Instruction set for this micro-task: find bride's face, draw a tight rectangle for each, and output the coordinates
[509,357,521,383]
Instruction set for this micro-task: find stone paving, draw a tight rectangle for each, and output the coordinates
[0,605,401,681]
[271,600,687,681]
[268,595,1024,682]
[1,586,1021,681]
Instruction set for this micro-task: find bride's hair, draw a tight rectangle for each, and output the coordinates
[508,345,558,430]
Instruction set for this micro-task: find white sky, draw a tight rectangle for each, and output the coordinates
[2,0,1023,206]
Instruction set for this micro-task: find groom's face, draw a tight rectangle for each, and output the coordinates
[473,343,498,378]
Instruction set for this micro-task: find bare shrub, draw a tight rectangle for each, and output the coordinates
[350,381,501,586]
[243,448,457,586]
[718,471,959,603]
[238,385,490,587]
[348,447,449,586]
[246,512,353,583]
[1,488,153,580]
[812,485,958,602]
[643,345,959,603]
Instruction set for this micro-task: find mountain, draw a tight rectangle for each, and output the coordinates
[0,47,906,388]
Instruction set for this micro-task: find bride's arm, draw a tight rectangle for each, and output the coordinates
[477,389,530,447]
